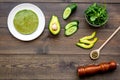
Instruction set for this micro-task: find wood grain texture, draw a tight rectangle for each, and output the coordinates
[0,55,119,80]
[0,0,120,80]
[0,3,119,55]
[0,29,119,54]
[0,0,120,3]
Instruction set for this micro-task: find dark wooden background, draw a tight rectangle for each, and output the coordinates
[0,0,120,80]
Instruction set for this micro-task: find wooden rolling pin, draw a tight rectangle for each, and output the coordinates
[77,61,117,77]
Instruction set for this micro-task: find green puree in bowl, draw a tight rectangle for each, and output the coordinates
[14,10,39,35]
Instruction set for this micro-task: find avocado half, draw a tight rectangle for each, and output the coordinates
[49,15,61,35]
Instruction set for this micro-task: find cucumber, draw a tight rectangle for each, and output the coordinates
[65,20,79,30]
[63,3,77,20]
[65,26,78,36]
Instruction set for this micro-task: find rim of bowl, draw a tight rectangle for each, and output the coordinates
[85,14,108,27]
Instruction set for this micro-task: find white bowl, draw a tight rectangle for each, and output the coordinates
[7,3,45,41]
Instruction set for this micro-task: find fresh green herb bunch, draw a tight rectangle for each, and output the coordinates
[85,3,108,26]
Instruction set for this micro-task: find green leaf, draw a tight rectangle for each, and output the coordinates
[90,16,97,21]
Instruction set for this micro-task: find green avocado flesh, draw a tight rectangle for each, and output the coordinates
[13,10,39,35]
[49,15,61,35]
[76,32,98,49]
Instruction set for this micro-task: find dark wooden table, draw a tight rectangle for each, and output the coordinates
[0,0,120,80]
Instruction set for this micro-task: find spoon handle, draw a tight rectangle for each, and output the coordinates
[99,26,120,50]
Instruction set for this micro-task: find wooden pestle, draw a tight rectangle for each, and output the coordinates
[77,61,117,77]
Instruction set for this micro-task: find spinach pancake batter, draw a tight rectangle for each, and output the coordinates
[14,10,39,35]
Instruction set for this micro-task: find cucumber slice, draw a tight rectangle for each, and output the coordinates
[63,7,71,20]
[65,20,79,30]
[65,26,78,36]
[63,3,77,20]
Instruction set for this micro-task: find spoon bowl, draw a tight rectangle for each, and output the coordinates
[90,49,100,60]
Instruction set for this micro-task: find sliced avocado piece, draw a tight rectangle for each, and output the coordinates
[80,32,96,40]
[49,15,61,35]
[76,32,98,49]
[80,37,98,44]
[76,42,94,49]
[76,38,98,49]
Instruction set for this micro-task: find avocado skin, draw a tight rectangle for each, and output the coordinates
[76,32,98,49]
[48,15,61,35]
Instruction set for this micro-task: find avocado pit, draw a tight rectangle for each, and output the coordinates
[52,23,58,31]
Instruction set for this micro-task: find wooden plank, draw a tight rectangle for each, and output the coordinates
[0,2,119,55]
[0,0,120,3]
[0,3,119,18]
[0,17,120,28]
[0,55,119,80]
[0,28,119,55]
[0,3,120,28]
[0,1,119,80]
